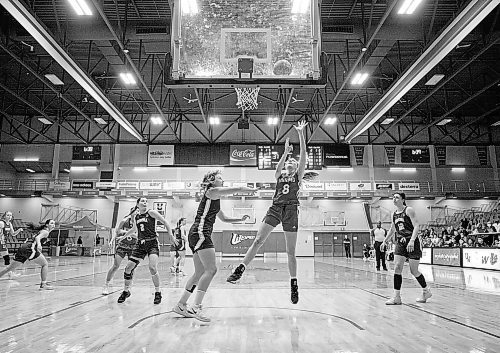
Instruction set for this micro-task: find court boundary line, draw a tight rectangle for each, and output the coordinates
[128,306,365,330]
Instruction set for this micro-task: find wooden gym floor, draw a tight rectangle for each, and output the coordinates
[0,255,499,353]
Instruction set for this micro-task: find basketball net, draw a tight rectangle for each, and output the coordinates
[235,87,260,111]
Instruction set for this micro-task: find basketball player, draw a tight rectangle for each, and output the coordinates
[0,219,55,290]
[172,170,255,322]
[0,211,23,279]
[227,121,311,305]
[102,207,138,295]
[117,197,172,305]
[170,217,188,276]
[382,193,432,305]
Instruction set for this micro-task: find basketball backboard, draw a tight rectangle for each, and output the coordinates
[166,0,325,88]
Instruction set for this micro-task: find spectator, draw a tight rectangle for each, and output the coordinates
[77,236,83,247]
[460,217,469,229]
[493,235,500,247]
[362,244,371,262]
[475,237,485,247]
[467,238,474,247]
[95,234,101,246]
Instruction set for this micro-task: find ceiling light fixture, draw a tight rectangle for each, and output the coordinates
[38,117,53,125]
[68,0,92,16]
[119,72,136,85]
[324,116,337,125]
[425,74,445,86]
[94,117,107,125]
[351,72,369,85]
[63,168,71,173]
[14,157,39,162]
[267,117,279,125]
[150,116,164,125]
[209,117,220,125]
[26,168,35,173]
[398,0,423,15]
[381,118,394,125]
[44,73,64,85]
[436,118,452,126]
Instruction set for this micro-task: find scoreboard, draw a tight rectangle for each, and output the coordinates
[72,146,102,160]
[257,145,322,170]
[401,147,430,163]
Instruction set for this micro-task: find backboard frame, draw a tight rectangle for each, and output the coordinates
[167,0,324,88]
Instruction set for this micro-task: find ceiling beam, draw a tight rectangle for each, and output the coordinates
[345,0,500,142]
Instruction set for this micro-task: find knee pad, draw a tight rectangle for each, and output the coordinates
[124,272,133,280]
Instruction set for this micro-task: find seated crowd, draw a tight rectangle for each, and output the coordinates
[420,215,500,248]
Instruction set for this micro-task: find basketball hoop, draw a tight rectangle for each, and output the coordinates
[235,87,260,111]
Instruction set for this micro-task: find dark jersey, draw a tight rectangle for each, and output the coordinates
[135,211,157,240]
[273,173,300,205]
[193,193,220,235]
[3,221,13,235]
[174,227,183,243]
[393,207,414,238]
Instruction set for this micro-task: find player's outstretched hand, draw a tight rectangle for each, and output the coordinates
[294,120,308,131]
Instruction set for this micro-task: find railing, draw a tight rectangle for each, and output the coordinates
[0,178,499,195]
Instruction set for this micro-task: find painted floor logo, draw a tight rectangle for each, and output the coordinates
[230,232,256,245]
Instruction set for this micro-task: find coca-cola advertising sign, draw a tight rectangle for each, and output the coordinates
[230,145,257,166]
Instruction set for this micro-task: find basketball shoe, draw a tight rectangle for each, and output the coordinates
[39,283,54,290]
[291,279,299,304]
[117,290,130,303]
[154,291,162,304]
[416,288,432,303]
[385,295,402,305]
[187,304,210,322]
[226,264,245,283]
[173,302,190,318]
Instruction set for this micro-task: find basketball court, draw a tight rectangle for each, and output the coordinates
[1,256,499,352]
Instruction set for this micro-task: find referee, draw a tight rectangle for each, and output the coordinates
[371,221,388,271]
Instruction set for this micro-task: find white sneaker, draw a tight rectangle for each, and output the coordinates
[39,283,54,290]
[8,271,21,279]
[173,302,191,318]
[416,289,432,303]
[187,304,211,322]
[385,296,402,305]
[102,284,110,295]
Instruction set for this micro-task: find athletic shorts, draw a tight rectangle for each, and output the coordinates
[188,226,214,253]
[263,203,299,232]
[116,237,137,258]
[394,236,422,260]
[130,238,159,260]
[14,243,40,263]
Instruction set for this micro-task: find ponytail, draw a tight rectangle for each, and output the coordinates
[26,219,53,232]
[302,172,319,181]
[200,170,220,191]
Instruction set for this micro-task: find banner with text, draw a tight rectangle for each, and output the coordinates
[323,144,351,167]
[72,181,95,190]
[432,248,461,267]
[148,145,174,166]
[324,182,348,191]
[398,182,420,191]
[230,145,257,166]
[349,182,372,191]
[463,248,500,271]
[302,182,325,191]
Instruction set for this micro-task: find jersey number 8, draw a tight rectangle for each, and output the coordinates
[282,184,290,194]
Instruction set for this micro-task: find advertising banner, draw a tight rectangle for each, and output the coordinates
[230,145,257,166]
[463,248,500,271]
[148,145,174,166]
[50,181,71,191]
[139,181,163,190]
[398,182,420,191]
[117,181,139,189]
[349,182,372,191]
[376,183,394,190]
[81,190,99,196]
[164,182,186,190]
[432,247,461,267]
[302,182,324,191]
[221,230,260,255]
[96,181,116,189]
[421,247,432,264]
[104,190,122,196]
[72,181,94,190]
[256,182,276,190]
[324,182,348,191]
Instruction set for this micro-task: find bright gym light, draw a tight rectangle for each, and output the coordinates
[182,0,199,15]
[209,117,220,125]
[324,116,337,125]
[267,117,279,125]
[68,0,92,16]
[398,0,423,15]
[119,72,136,85]
[351,72,369,85]
[291,0,310,14]
[150,116,164,125]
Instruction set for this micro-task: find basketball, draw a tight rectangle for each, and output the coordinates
[273,59,292,76]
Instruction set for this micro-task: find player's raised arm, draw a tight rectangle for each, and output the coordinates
[294,121,308,180]
[275,138,293,179]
